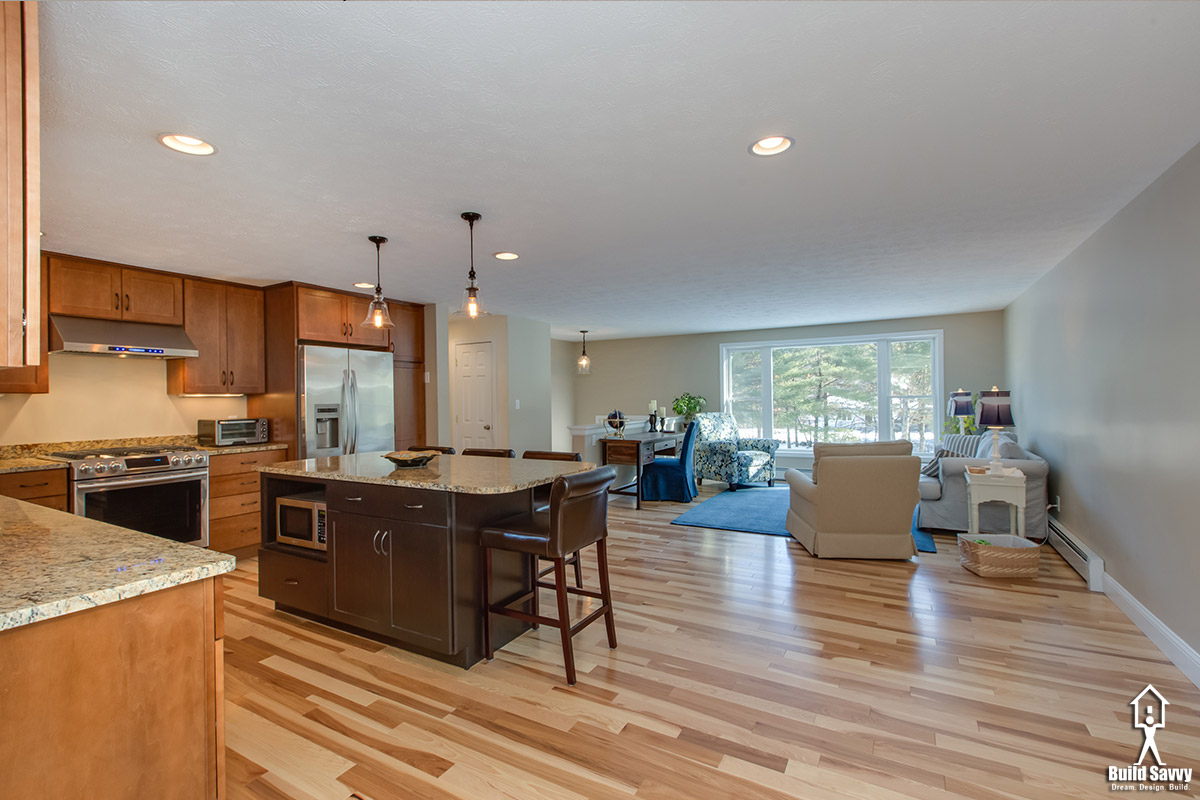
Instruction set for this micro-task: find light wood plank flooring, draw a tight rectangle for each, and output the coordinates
[223,486,1200,799]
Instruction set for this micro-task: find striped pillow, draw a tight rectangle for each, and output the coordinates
[921,448,956,478]
[939,433,979,457]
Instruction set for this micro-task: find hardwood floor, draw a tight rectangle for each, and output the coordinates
[223,486,1200,799]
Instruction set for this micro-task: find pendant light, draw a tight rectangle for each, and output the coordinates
[453,211,488,319]
[577,330,591,374]
[362,235,395,329]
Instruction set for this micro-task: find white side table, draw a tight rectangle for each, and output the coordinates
[966,468,1027,539]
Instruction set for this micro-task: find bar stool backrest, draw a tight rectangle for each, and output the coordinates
[547,466,617,557]
[461,448,516,458]
[522,450,582,462]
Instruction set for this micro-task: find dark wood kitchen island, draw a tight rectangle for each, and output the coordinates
[257,452,594,667]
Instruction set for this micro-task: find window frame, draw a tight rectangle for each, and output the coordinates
[719,330,945,455]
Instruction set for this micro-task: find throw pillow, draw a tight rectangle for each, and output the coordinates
[997,438,1024,460]
[920,449,955,478]
[975,432,1021,459]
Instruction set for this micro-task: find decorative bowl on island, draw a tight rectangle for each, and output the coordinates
[382,451,437,468]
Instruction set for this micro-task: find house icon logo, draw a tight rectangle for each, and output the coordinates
[1107,684,1193,791]
[1131,684,1169,766]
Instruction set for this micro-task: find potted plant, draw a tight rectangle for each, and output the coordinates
[672,393,707,431]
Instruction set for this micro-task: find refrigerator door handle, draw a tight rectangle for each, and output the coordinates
[349,369,360,454]
[339,369,349,454]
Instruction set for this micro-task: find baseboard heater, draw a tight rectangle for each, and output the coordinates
[1047,516,1104,591]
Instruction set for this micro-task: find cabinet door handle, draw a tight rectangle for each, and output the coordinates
[372,530,381,555]
[348,323,353,337]
[342,322,347,336]
[114,292,120,310]
[344,496,362,502]
[381,530,390,556]
[283,578,299,586]
[19,481,49,488]
[390,342,395,353]
[124,293,130,311]
[229,371,234,386]
[221,370,227,386]
[403,504,423,510]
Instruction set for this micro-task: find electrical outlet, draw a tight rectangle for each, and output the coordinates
[515,399,520,410]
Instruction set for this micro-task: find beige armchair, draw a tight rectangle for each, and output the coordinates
[784,442,921,559]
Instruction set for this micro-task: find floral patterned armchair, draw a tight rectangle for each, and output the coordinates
[692,412,781,490]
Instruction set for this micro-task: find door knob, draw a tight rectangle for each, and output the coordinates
[483,424,491,430]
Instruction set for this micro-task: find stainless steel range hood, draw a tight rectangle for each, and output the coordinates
[49,315,199,358]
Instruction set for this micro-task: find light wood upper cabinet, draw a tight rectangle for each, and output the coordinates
[388,302,424,362]
[167,279,264,395]
[121,267,183,325]
[49,256,184,326]
[296,287,347,343]
[225,285,265,393]
[0,254,48,393]
[0,1,38,369]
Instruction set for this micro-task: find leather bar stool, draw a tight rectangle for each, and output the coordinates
[522,450,584,587]
[480,466,618,685]
[412,445,456,454]
[462,448,516,458]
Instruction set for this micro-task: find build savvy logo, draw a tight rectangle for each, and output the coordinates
[1109,685,1192,792]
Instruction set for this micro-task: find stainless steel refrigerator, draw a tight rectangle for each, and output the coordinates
[298,345,395,458]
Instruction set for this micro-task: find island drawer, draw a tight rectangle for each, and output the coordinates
[208,449,287,478]
[259,547,328,616]
[0,468,67,501]
[326,482,448,525]
[211,472,260,498]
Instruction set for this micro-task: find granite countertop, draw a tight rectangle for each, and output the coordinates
[0,496,235,632]
[0,458,68,476]
[201,442,288,456]
[261,452,596,494]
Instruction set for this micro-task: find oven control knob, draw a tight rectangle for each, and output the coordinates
[94,463,108,474]
[182,455,194,465]
[195,454,207,465]
[170,456,182,466]
[109,462,123,472]
[78,464,92,475]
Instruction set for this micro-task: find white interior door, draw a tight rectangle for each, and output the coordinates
[453,341,495,451]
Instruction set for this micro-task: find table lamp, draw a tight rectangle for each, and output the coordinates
[947,389,973,434]
[975,387,1014,475]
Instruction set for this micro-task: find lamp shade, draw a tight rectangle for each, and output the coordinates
[947,389,973,417]
[975,389,1014,428]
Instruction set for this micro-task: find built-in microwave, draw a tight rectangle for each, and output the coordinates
[275,492,327,551]
[197,418,269,447]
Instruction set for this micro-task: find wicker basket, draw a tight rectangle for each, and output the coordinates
[957,534,1041,578]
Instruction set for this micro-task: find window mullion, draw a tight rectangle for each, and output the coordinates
[762,346,773,439]
[877,339,890,442]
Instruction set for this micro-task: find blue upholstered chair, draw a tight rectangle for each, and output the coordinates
[641,422,698,502]
[693,412,781,490]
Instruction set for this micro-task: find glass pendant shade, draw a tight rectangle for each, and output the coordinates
[364,292,394,329]
[452,211,489,319]
[577,330,590,374]
[363,235,394,329]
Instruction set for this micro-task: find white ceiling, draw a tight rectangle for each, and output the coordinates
[39,1,1200,340]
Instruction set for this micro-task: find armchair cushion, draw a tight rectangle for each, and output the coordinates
[811,440,912,483]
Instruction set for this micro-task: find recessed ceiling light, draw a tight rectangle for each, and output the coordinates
[353,282,375,289]
[493,252,519,261]
[158,133,216,156]
[750,135,793,156]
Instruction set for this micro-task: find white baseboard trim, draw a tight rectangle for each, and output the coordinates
[1104,573,1200,690]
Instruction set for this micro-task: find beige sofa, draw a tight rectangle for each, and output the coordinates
[784,441,921,559]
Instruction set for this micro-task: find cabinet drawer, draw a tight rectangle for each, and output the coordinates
[211,472,260,498]
[207,449,286,477]
[258,547,328,617]
[211,492,259,520]
[24,494,68,512]
[208,512,259,553]
[0,469,67,500]
[326,481,447,525]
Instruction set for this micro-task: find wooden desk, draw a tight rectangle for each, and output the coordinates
[601,432,681,509]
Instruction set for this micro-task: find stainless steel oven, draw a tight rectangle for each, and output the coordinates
[44,446,210,547]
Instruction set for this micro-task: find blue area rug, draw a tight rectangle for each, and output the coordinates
[911,505,937,553]
[670,487,938,553]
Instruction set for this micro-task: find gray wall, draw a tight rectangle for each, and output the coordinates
[1007,138,1200,651]
[572,311,1007,425]
[506,316,552,454]
[550,338,577,450]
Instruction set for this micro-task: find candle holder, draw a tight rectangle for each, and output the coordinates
[648,412,657,431]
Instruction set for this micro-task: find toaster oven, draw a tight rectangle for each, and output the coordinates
[197,418,269,447]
